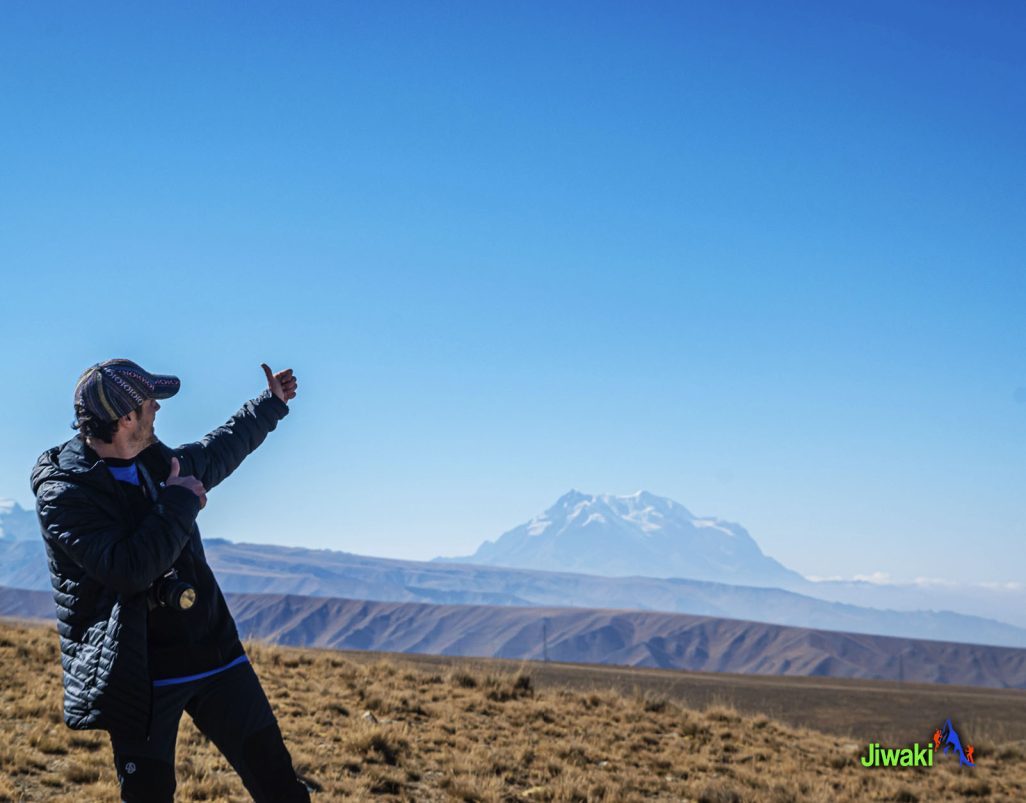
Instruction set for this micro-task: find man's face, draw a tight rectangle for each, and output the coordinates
[129,398,160,448]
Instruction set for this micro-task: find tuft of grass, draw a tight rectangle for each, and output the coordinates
[450,669,479,688]
[345,726,409,766]
[483,670,534,702]
[64,761,101,784]
[697,781,744,803]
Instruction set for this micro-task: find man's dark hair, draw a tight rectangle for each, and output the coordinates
[72,403,142,444]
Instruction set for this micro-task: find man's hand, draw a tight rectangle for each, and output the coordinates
[261,363,298,405]
[165,457,207,509]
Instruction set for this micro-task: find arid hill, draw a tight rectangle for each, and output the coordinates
[5,585,1026,689]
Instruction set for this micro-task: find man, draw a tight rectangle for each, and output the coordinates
[31,358,312,802]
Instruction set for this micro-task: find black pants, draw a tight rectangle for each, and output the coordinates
[109,658,311,802]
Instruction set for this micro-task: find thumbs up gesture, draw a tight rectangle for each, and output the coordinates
[261,363,298,404]
[164,457,207,509]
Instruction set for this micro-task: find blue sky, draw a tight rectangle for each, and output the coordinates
[2,2,1024,584]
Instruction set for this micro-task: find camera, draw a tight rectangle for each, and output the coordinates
[149,568,196,611]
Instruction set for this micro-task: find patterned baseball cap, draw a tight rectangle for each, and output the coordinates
[74,359,181,422]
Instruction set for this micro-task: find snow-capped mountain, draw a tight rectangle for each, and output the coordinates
[0,499,36,542]
[435,490,806,588]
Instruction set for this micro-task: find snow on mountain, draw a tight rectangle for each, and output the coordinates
[0,500,37,542]
[435,490,806,589]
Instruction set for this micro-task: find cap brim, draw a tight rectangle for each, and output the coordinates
[150,374,181,400]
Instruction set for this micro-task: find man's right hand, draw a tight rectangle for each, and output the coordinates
[165,457,207,509]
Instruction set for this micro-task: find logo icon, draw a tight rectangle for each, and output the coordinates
[125,761,137,775]
[934,719,974,766]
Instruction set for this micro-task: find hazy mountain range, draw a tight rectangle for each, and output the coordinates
[432,486,1026,631]
[4,530,1026,649]
[5,585,1026,688]
[433,489,1026,630]
[5,490,1026,647]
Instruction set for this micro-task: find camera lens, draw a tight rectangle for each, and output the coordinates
[177,587,196,610]
[150,571,198,611]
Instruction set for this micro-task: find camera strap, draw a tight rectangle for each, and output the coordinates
[137,462,161,503]
[138,459,202,560]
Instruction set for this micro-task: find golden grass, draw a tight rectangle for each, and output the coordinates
[1,619,1024,801]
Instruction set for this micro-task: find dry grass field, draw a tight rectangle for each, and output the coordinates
[2,618,1024,802]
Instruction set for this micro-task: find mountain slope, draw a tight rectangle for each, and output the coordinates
[223,592,1026,687]
[6,585,1026,688]
[4,536,1026,647]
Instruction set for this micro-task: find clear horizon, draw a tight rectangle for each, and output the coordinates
[2,2,1024,586]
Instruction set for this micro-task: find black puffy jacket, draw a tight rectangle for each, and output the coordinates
[30,390,289,739]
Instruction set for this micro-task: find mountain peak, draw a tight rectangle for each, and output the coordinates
[440,490,804,588]
[545,490,695,530]
[0,499,37,542]
[553,489,592,507]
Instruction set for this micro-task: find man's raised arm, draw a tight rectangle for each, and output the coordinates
[174,364,298,491]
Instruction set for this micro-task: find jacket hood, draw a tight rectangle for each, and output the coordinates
[32,436,106,496]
